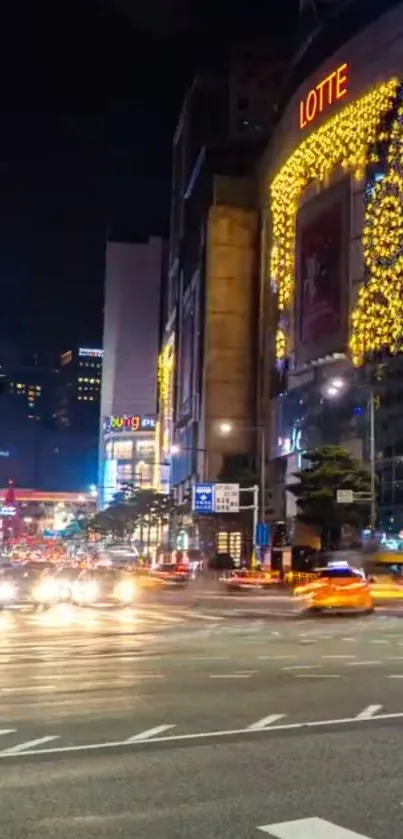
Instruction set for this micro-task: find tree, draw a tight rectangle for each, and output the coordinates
[87,488,178,551]
[286,444,373,549]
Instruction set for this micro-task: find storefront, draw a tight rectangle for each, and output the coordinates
[263,1,403,527]
[99,414,156,507]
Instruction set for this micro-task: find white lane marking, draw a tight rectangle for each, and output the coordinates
[258,655,297,661]
[356,704,382,719]
[322,655,356,660]
[282,665,322,671]
[0,729,16,736]
[174,610,224,622]
[258,816,373,837]
[192,656,230,661]
[248,714,285,731]
[209,671,256,679]
[294,674,340,679]
[342,637,355,642]
[387,675,403,679]
[0,735,59,755]
[370,639,389,644]
[126,725,175,742]
[345,661,381,666]
[1,685,56,694]
[2,710,403,758]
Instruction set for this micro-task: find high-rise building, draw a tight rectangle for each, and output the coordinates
[53,347,103,433]
[157,55,282,522]
[98,237,165,507]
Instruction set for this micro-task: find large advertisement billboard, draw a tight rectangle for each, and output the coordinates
[295,178,350,368]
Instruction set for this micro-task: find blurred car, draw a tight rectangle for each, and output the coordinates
[221,568,281,591]
[33,567,81,606]
[366,559,403,601]
[0,564,56,609]
[71,568,138,606]
[148,563,190,587]
[293,562,373,613]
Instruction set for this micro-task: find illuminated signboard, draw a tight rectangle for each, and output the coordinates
[104,415,156,433]
[299,63,348,129]
[78,348,104,358]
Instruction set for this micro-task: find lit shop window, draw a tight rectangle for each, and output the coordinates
[136,439,155,452]
[105,441,113,460]
[113,440,133,460]
[135,460,152,488]
[117,463,132,481]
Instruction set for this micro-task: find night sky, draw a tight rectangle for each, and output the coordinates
[0,0,297,360]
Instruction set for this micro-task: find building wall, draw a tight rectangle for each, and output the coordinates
[99,238,164,506]
[101,238,163,420]
[201,205,258,480]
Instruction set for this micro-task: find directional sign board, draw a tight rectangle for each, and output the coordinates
[214,483,240,513]
[258,816,372,838]
[337,489,354,504]
[256,522,270,547]
[192,483,214,514]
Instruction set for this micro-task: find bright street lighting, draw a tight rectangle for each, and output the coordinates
[219,421,232,435]
[323,375,376,531]
[170,444,180,455]
[330,378,345,390]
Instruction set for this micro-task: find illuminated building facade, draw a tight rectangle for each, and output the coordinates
[164,56,283,505]
[53,347,103,433]
[99,238,166,507]
[261,0,403,528]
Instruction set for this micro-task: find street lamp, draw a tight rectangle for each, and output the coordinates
[325,377,376,531]
[218,420,266,523]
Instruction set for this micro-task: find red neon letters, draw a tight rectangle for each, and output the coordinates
[299,63,348,130]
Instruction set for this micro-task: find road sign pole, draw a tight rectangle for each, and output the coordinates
[253,485,258,548]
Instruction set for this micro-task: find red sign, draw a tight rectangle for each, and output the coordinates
[299,63,348,130]
[299,201,343,347]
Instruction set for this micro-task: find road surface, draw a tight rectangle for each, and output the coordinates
[1,596,403,837]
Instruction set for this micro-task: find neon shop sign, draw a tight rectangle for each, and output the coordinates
[299,63,348,130]
[104,415,156,433]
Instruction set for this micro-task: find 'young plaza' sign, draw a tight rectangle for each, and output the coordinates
[103,415,156,433]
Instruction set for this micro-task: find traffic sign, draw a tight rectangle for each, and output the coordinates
[258,816,372,837]
[192,483,215,514]
[256,522,270,547]
[214,483,240,513]
[336,489,354,504]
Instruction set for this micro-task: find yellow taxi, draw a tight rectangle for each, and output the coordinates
[293,562,373,614]
[366,558,403,602]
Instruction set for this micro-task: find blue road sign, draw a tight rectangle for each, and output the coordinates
[192,483,215,514]
[255,522,270,547]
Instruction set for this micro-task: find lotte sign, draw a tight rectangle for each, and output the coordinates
[299,63,348,130]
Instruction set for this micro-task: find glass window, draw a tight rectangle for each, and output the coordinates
[105,441,113,460]
[135,461,152,488]
[117,463,132,481]
[113,440,133,460]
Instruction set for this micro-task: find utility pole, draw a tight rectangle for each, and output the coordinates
[369,387,376,532]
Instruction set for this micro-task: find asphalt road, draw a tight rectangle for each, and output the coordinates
[1,594,403,836]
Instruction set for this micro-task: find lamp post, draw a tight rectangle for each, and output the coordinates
[324,378,376,531]
[218,421,266,524]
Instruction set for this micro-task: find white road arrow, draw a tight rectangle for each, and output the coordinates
[258,817,373,838]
